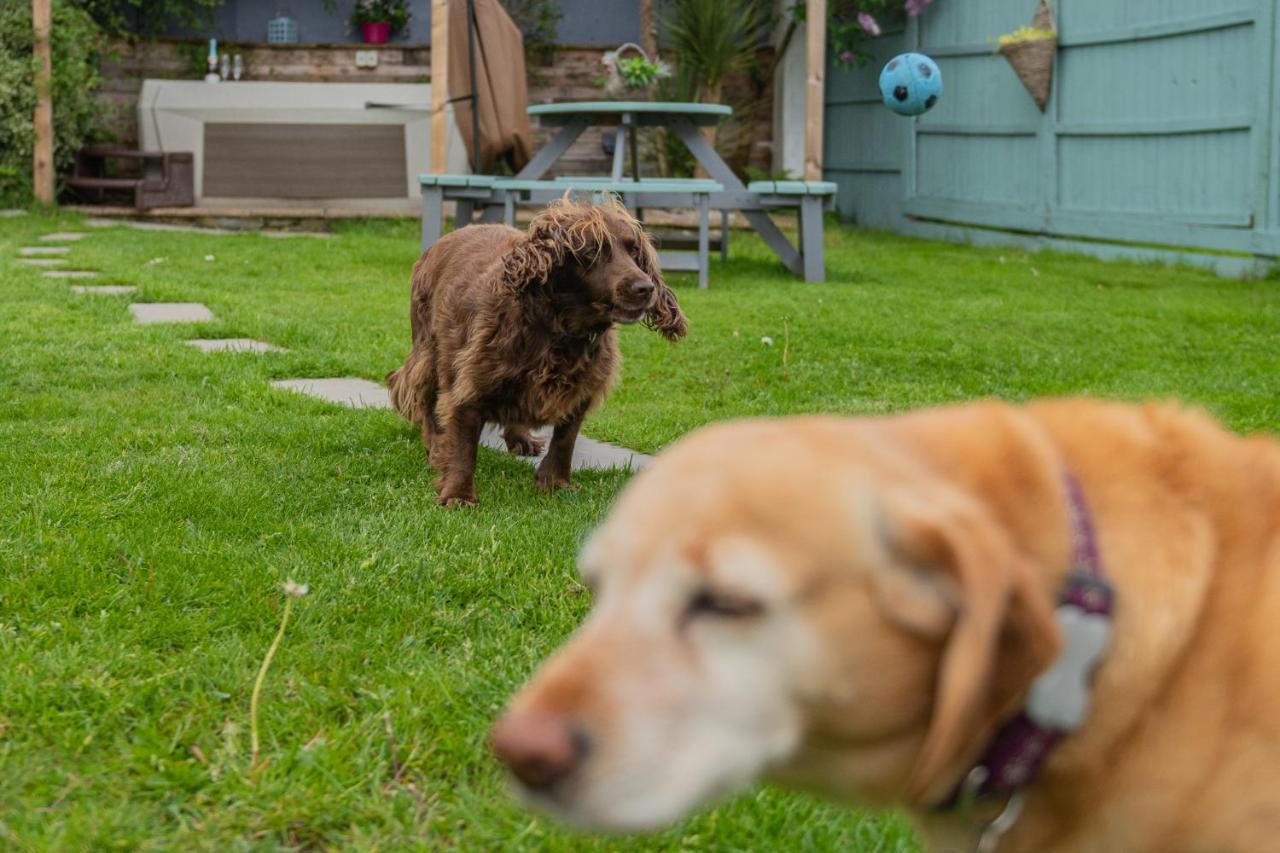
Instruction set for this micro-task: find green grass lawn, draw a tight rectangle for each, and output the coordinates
[1,212,1277,850]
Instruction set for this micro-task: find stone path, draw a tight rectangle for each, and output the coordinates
[43,270,97,279]
[478,424,652,472]
[14,225,652,478]
[0,210,27,218]
[129,303,216,324]
[271,378,388,408]
[185,338,285,353]
[270,378,649,472]
[72,285,136,295]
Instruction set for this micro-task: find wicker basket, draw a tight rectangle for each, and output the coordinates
[602,43,657,100]
[1000,0,1057,111]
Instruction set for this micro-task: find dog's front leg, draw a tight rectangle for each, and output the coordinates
[535,407,585,493]
[437,405,483,507]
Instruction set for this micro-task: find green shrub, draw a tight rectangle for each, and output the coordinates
[0,0,105,207]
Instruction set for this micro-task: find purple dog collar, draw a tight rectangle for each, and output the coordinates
[939,474,1115,831]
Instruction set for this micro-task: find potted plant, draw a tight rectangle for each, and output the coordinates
[352,0,410,45]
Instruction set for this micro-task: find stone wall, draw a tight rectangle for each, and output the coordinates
[97,40,773,180]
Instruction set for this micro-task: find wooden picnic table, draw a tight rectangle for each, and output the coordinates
[425,100,833,281]
[514,101,820,279]
[523,101,730,184]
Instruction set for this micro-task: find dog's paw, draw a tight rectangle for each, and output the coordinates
[505,432,547,457]
[535,467,575,493]
[438,492,478,508]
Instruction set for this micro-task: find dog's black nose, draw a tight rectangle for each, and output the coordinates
[491,712,591,790]
[628,279,655,300]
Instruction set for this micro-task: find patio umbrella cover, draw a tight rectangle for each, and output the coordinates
[447,0,533,173]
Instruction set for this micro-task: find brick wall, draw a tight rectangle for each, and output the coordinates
[97,40,773,180]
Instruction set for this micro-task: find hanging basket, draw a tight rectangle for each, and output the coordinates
[999,0,1057,111]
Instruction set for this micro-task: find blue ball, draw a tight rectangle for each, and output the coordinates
[879,53,942,116]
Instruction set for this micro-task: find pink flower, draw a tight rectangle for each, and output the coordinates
[905,0,933,16]
[857,12,881,36]
[838,50,856,64]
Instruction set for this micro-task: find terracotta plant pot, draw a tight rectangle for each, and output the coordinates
[361,21,391,44]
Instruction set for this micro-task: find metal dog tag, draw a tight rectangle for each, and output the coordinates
[1026,605,1111,731]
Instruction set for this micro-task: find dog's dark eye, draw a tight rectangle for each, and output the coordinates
[685,588,763,620]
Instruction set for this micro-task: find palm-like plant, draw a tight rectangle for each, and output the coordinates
[664,0,770,107]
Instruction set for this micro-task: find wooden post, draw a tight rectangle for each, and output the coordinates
[804,0,826,182]
[429,0,449,173]
[639,0,657,60]
[32,0,54,204]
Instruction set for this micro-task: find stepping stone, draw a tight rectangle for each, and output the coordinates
[43,270,97,279]
[479,425,652,472]
[18,246,69,256]
[129,303,216,324]
[16,258,67,267]
[272,378,389,409]
[271,379,652,471]
[0,209,27,218]
[71,285,136,295]
[185,338,284,353]
[40,232,87,241]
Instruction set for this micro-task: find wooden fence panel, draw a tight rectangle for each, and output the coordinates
[824,0,1280,259]
[823,32,909,227]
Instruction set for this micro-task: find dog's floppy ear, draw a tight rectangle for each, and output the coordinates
[636,232,688,341]
[877,491,1061,805]
[501,209,568,292]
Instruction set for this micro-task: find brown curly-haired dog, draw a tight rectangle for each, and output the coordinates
[387,198,687,507]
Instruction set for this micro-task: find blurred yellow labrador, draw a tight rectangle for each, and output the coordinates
[491,399,1280,852]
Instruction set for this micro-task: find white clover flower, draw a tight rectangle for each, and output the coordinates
[283,580,309,598]
[204,254,215,262]
[761,336,774,346]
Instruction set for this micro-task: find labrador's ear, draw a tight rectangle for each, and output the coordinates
[877,492,1061,804]
[635,231,688,341]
